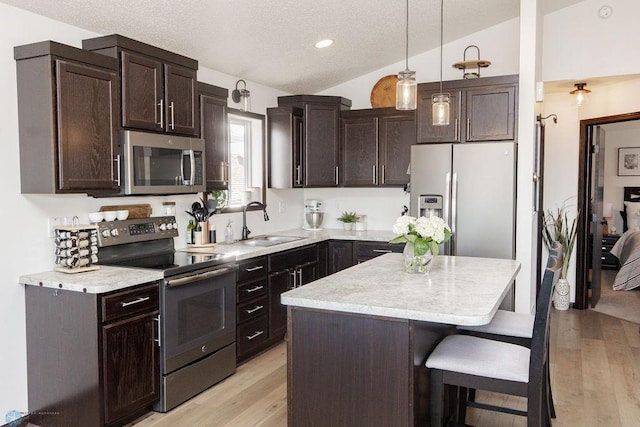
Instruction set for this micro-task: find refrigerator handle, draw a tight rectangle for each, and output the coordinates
[444,172,451,255]
[451,172,458,256]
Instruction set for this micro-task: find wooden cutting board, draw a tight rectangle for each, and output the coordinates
[370,75,397,108]
[100,203,152,219]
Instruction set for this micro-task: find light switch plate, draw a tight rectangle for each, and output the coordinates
[47,217,62,237]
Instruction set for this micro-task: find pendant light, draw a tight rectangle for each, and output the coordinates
[432,0,450,126]
[396,0,417,110]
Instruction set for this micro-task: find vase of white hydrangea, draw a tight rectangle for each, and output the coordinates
[390,215,452,273]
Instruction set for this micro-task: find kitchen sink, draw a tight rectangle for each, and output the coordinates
[240,235,304,247]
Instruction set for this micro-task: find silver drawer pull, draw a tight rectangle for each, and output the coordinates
[372,249,392,253]
[120,296,150,307]
[245,265,264,272]
[245,305,264,314]
[601,256,606,260]
[246,330,264,340]
[245,285,264,293]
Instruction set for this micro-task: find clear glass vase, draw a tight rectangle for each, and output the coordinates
[403,242,433,274]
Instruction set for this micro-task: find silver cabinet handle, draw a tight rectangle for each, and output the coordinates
[454,118,459,141]
[168,101,175,130]
[245,305,264,314]
[121,296,150,307]
[372,249,392,253]
[295,165,302,185]
[244,285,264,293]
[381,165,385,185]
[466,118,471,139]
[372,165,377,185]
[154,315,161,347]
[246,330,264,340]
[245,265,264,272]
[451,172,458,256]
[114,155,121,186]
[157,99,164,127]
[297,268,303,287]
[289,270,297,289]
[335,166,339,185]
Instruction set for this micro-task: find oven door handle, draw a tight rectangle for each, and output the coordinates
[165,265,236,288]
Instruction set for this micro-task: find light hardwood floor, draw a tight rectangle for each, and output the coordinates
[130,309,640,427]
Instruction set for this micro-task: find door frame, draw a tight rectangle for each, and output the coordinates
[575,111,640,309]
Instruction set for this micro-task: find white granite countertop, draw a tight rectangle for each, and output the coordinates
[20,228,396,293]
[19,266,164,294]
[281,253,521,326]
[176,227,397,261]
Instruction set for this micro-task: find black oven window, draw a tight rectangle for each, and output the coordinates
[177,288,225,345]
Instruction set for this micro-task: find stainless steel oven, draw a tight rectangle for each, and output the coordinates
[97,216,237,412]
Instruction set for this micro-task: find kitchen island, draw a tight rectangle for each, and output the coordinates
[281,253,521,426]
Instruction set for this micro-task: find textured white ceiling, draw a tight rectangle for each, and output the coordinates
[1,0,583,94]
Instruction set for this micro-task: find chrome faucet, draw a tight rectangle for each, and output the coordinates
[242,201,269,240]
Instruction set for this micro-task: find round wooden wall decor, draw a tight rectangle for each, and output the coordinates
[370,75,398,108]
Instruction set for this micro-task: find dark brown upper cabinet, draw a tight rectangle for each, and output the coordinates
[340,108,415,187]
[417,75,518,144]
[14,41,120,194]
[83,34,198,137]
[198,82,229,190]
[276,95,352,187]
[267,106,304,188]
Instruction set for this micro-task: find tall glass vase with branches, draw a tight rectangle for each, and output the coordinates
[542,201,579,279]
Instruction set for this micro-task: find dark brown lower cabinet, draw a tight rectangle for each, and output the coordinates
[25,282,159,427]
[288,308,454,426]
[328,240,354,274]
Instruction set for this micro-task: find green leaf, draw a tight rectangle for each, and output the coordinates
[389,235,406,244]
[414,238,429,256]
[429,240,439,256]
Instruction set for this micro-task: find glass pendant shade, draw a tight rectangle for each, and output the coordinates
[432,93,450,126]
[569,82,590,107]
[240,90,251,112]
[396,70,417,110]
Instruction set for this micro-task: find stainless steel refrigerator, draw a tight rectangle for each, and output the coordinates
[410,143,516,260]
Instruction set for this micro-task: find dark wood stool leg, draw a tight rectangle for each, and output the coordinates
[430,370,445,427]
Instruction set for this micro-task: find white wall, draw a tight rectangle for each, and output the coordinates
[0,2,296,417]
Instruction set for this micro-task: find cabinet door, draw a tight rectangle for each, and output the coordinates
[328,240,354,274]
[379,112,415,186]
[121,51,163,132]
[341,116,379,186]
[56,60,119,192]
[465,85,516,141]
[200,93,229,190]
[416,89,461,143]
[102,311,159,425]
[304,104,340,186]
[268,269,293,339]
[165,63,197,136]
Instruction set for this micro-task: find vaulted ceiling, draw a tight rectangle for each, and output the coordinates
[1,0,583,93]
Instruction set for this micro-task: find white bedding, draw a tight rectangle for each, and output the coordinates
[610,230,640,290]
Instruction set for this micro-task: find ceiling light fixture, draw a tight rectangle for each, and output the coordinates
[396,0,417,110]
[232,79,251,112]
[452,45,491,79]
[315,39,333,49]
[569,82,590,107]
[432,0,449,125]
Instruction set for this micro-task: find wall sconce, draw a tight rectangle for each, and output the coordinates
[232,79,251,111]
[569,82,590,107]
[452,45,491,79]
[396,0,417,110]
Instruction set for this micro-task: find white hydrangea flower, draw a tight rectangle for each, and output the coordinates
[392,215,415,235]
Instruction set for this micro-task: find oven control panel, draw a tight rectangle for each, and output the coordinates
[97,216,179,247]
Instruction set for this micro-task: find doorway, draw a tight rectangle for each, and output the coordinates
[575,111,640,309]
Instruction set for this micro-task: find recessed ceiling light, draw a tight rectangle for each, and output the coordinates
[315,39,333,49]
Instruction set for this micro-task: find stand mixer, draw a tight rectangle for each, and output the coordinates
[304,199,324,230]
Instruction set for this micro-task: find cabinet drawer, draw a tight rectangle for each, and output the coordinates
[354,241,403,259]
[101,283,159,323]
[237,315,269,356]
[269,245,317,272]
[237,278,267,304]
[237,257,267,283]
[602,252,618,266]
[237,296,268,324]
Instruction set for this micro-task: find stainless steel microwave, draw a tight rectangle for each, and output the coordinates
[120,131,206,195]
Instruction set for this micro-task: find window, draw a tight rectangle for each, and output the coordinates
[224,110,264,209]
